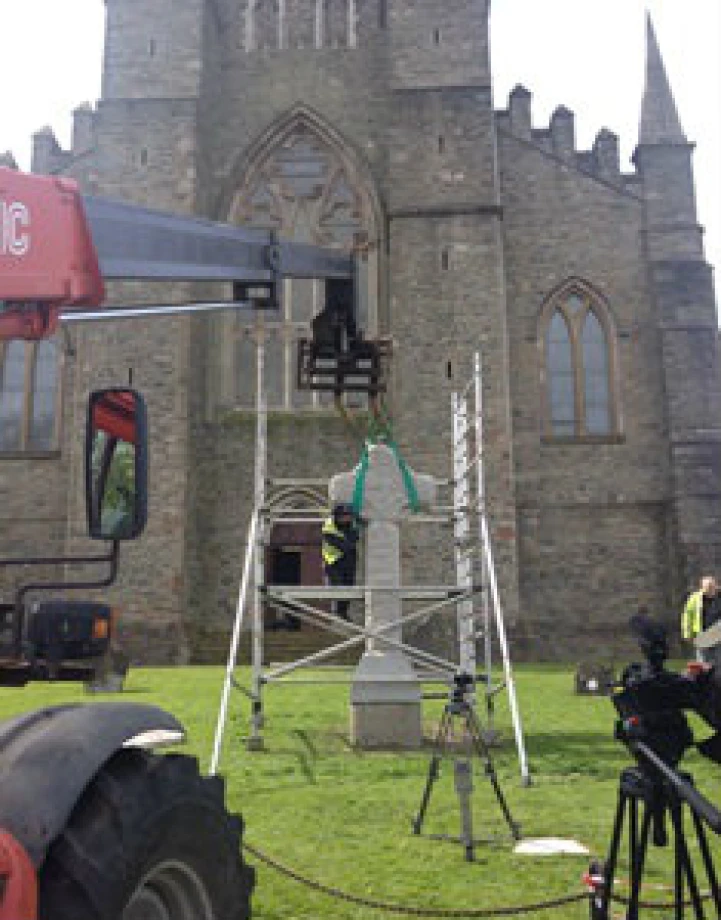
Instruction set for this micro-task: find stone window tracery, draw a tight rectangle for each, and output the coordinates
[539,282,620,439]
[322,0,348,47]
[244,0,370,50]
[0,337,61,452]
[219,118,380,412]
[251,0,280,50]
[287,0,315,47]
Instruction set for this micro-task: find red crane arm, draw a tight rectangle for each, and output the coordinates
[0,167,105,340]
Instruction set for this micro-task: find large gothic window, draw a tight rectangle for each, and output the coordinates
[539,283,620,439]
[219,113,380,412]
[0,338,61,452]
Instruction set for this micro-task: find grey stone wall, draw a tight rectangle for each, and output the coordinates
[497,126,675,652]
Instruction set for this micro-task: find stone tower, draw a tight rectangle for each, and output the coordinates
[634,16,721,596]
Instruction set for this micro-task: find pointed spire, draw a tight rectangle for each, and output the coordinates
[639,13,687,145]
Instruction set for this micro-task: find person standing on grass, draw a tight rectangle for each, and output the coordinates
[682,575,721,660]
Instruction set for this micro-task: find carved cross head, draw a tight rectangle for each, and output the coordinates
[329,443,436,523]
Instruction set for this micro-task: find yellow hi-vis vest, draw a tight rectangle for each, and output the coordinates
[322,517,344,566]
[682,590,704,640]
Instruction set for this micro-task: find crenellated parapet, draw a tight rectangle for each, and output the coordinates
[71,103,97,157]
[31,127,71,176]
[507,85,531,139]
[591,128,620,181]
[549,105,575,160]
[497,86,625,187]
[30,110,96,177]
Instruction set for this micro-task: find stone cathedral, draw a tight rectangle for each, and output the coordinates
[1,0,719,663]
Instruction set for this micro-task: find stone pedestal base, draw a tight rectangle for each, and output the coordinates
[351,701,422,749]
[349,650,422,749]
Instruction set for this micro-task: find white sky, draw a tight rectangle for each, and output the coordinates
[1,0,720,297]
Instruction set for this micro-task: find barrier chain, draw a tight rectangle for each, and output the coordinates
[242,841,586,917]
[244,841,715,917]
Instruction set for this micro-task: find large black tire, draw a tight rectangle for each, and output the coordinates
[38,748,255,920]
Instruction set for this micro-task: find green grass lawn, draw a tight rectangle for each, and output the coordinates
[1,663,718,919]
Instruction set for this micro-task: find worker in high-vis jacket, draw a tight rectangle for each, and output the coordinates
[322,503,360,620]
[682,576,721,657]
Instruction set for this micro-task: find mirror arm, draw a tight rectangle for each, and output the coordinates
[10,542,120,659]
[0,549,119,568]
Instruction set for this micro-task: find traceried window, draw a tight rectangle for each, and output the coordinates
[0,338,61,452]
[540,284,620,439]
[253,0,280,50]
[244,0,362,51]
[219,113,380,412]
[287,0,315,47]
[323,0,348,46]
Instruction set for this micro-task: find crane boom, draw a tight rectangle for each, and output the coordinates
[0,165,352,341]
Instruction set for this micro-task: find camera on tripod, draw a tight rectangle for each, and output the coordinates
[589,615,721,919]
[449,671,475,706]
[613,614,721,769]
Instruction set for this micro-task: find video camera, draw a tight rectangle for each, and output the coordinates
[612,614,721,770]
[589,616,721,919]
[449,671,475,706]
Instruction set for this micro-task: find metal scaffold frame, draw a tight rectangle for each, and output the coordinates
[211,344,529,785]
[452,353,530,785]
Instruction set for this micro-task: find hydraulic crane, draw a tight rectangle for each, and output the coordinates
[0,164,389,919]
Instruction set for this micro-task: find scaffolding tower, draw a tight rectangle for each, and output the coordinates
[211,343,529,785]
[452,354,530,785]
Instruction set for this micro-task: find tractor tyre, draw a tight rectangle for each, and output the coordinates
[38,748,255,920]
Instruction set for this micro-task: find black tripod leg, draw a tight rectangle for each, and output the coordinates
[600,791,628,919]
[689,810,720,913]
[671,801,684,920]
[628,802,654,920]
[668,801,705,920]
[412,710,450,835]
[466,709,520,839]
[629,796,639,885]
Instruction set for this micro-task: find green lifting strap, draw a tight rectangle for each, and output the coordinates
[351,432,421,516]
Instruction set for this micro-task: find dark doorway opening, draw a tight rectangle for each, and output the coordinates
[271,547,302,585]
[269,546,303,630]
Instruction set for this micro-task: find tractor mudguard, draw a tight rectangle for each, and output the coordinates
[0,703,184,867]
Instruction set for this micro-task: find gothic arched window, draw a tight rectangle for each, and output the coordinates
[539,284,620,439]
[0,337,61,452]
[222,112,381,412]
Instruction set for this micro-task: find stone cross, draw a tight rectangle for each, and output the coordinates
[330,441,437,748]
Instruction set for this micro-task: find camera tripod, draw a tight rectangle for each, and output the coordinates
[592,764,721,920]
[411,678,521,862]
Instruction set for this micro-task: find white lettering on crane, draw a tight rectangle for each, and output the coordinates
[0,200,31,256]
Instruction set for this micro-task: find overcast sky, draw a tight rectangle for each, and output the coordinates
[2,0,719,295]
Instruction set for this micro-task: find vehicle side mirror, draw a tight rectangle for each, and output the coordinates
[85,388,148,541]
